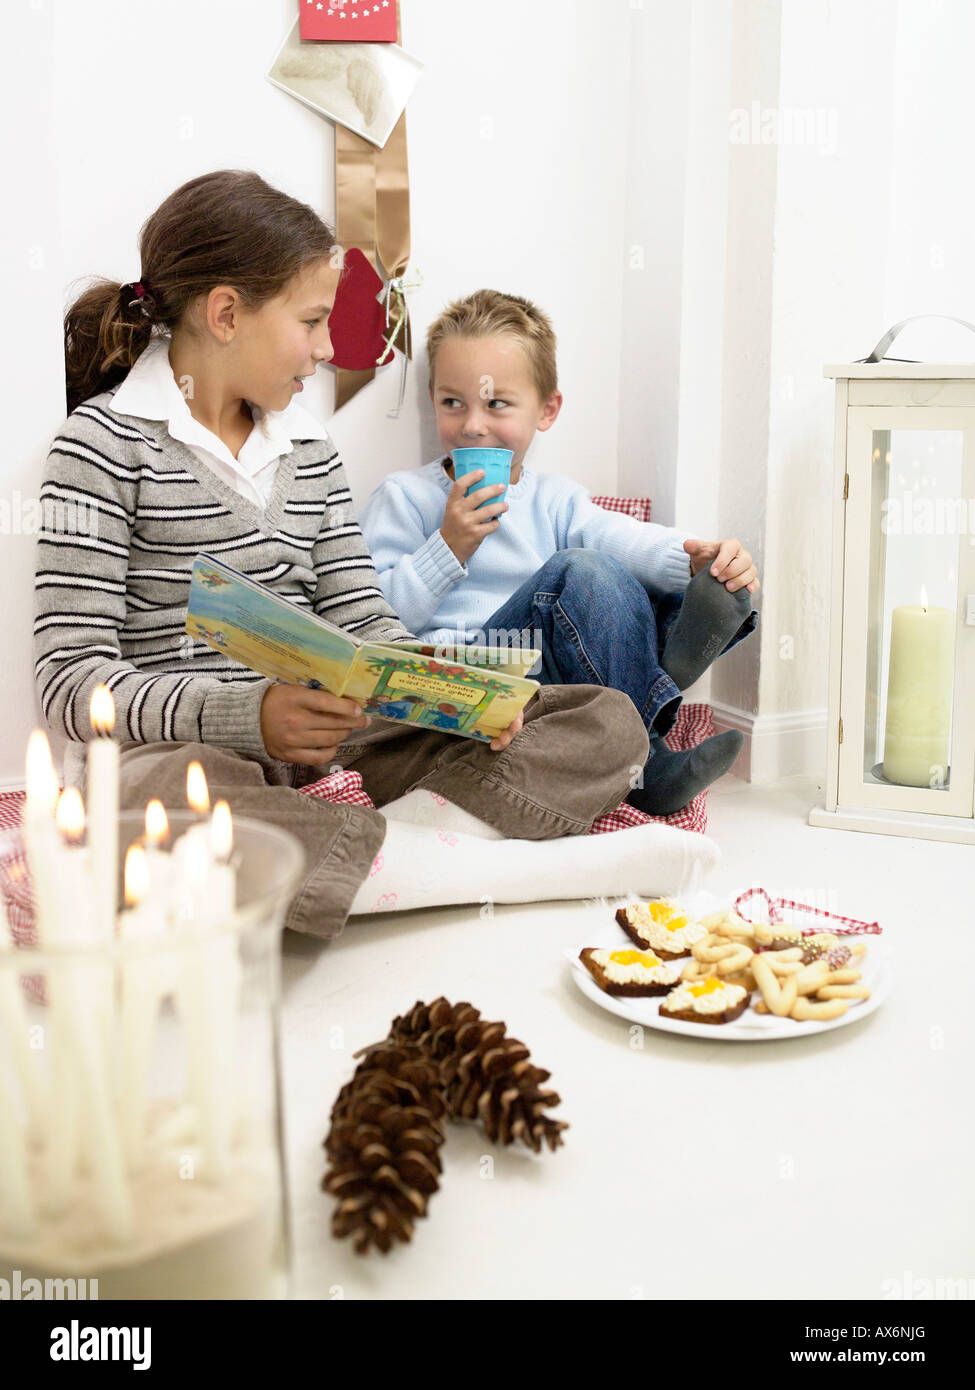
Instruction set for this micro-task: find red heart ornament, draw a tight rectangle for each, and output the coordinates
[327,247,394,371]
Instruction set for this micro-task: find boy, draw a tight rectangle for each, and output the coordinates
[360,290,759,816]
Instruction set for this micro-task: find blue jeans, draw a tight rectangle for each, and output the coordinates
[479,549,758,742]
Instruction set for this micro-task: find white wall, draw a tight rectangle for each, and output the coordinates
[0,0,630,785]
[3,0,972,789]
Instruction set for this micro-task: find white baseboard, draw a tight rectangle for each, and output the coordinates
[709,701,828,783]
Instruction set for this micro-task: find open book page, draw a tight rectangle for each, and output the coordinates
[344,644,539,741]
[186,555,359,690]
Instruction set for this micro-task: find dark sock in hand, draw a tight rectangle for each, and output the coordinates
[625,729,744,817]
[660,568,754,691]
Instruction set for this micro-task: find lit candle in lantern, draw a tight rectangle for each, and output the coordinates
[883,586,956,788]
[88,686,119,939]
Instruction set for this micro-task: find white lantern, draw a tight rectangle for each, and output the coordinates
[810,317,975,844]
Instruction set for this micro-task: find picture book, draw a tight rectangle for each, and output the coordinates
[185,555,541,743]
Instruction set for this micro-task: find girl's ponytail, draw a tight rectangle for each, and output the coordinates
[62,169,336,417]
[64,278,156,416]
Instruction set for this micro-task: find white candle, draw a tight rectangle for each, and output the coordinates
[23,730,62,944]
[119,843,167,1171]
[23,730,78,1212]
[883,587,956,788]
[142,800,178,1001]
[87,686,119,940]
[172,777,240,1183]
[51,788,133,1243]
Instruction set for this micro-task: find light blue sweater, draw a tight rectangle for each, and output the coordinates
[359,458,696,644]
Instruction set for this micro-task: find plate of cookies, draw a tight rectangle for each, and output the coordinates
[567,893,887,1041]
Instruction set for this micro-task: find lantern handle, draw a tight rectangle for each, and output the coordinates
[859,314,975,364]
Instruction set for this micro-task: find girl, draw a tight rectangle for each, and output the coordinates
[38,171,714,938]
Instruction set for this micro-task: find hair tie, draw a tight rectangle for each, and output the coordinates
[122,280,155,320]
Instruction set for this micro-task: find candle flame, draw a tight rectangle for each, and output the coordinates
[90,684,116,736]
[186,761,210,814]
[124,843,150,908]
[211,800,233,862]
[144,799,169,846]
[55,787,85,844]
[25,730,59,815]
[920,585,928,611]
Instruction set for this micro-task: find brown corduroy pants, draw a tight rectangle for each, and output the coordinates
[115,683,649,940]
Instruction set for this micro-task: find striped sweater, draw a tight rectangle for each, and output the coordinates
[33,390,415,789]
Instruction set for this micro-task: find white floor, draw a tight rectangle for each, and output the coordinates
[280,770,974,1301]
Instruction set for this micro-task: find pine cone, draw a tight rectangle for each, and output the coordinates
[383,997,569,1153]
[322,1042,447,1254]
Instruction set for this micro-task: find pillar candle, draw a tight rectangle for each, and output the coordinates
[882,595,956,788]
[87,686,119,939]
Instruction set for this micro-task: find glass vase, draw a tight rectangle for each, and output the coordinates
[0,809,303,1300]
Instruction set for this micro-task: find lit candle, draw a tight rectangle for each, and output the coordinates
[173,793,240,1182]
[22,730,62,944]
[119,843,167,1170]
[142,799,178,1003]
[23,730,79,1212]
[87,686,119,939]
[54,788,96,941]
[883,586,956,788]
[51,787,132,1241]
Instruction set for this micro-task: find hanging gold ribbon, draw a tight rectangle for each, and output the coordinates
[333,108,412,410]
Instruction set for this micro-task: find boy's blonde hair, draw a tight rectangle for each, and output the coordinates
[426,289,558,401]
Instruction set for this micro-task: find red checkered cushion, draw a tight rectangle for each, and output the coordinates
[588,701,712,836]
[591,495,653,524]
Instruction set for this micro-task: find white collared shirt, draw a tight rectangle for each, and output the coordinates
[109,332,331,509]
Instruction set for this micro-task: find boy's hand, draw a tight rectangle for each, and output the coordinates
[684,538,760,594]
[440,469,509,565]
[489,711,523,753]
[260,683,371,765]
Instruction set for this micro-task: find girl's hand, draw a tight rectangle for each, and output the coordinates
[440,470,509,565]
[683,538,760,594]
[489,711,523,753]
[260,683,370,765]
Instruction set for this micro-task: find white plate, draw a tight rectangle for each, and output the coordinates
[565,892,889,1043]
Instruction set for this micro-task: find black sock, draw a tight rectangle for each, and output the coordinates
[660,569,753,691]
[626,729,743,816]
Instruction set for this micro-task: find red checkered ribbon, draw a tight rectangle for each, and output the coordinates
[297,769,375,807]
[732,885,883,936]
[591,495,654,524]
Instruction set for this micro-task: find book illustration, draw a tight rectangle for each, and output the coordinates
[396,641,541,679]
[186,556,539,743]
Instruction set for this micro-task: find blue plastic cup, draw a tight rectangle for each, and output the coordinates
[451,447,514,509]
